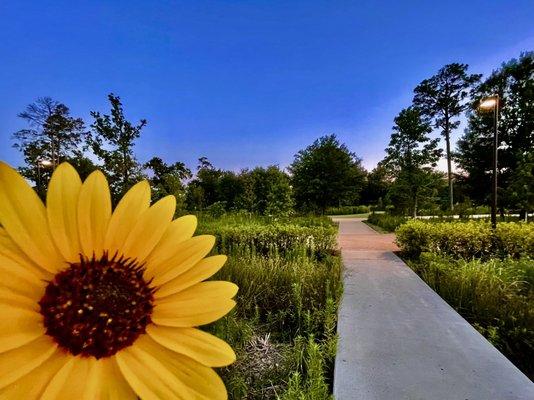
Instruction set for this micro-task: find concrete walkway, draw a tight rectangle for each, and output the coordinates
[333,217,533,400]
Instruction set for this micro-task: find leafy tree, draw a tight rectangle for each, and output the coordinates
[413,63,481,210]
[12,97,88,196]
[144,157,191,207]
[89,94,146,200]
[361,164,391,207]
[457,53,534,213]
[289,135,365,213]
[248,166,294,215]
[508,153,534,220]
[383,107,443,217]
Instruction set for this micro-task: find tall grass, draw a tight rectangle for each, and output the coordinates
[407,253,533,377]
[366,213,407,232]
[201,214,342,399]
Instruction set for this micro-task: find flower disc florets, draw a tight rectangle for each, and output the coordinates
[39,253,155,358]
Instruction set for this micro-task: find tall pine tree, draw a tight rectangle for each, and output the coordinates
[413,63,480,211]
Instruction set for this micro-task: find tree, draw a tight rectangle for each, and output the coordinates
[12,97,88,197]
[457,53,534,213]
[382,108,443,217]
[248,166,294,215]
[89,94,146,201]
[361,164,391,207]
[289,135,366,213]
[413,63,481,210]
[508,153,534,220]
[144,157,191,208]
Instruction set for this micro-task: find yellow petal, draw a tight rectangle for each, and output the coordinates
[0,162,64,273]
[46,163,83,263]
[0,228,51,279]
[0,300,44,352]
[104,181,151,257]
[147,325,235,367]
[40,356,120,400]
[116,335,227,400]
[147,235,215,286]
[40,357,89,400]
[152,282,238,327]
[0,253,47,299]
[120,196,176,263]
[156,255,227,298]
[77,171,112,259]
[97,357,137,400]
[145,215,197,264]
[0,335,58,389]
[0,351,69,400]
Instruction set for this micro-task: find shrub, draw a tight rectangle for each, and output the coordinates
[198,216,338,259]
[396,220,534,259]
[407,253,533,376]
[201,214,342,398]
[326,205,370,215]
[366,212,407,232]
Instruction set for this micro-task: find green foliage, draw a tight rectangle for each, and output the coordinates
[12,97,88,197]
[186,161,294,216]
[202,215,342,399]
[198,214,338,259]
[457,52,534,211]
[325,205,370,215]
[382,107,443,217]
[361,165,391,207]
[89,93,147,201]
[366,212,407,232]
[290,134,366,213]
[144,156,191,205]
[413,63,481,210]
[407,253,533,376]
[396,219,534,259]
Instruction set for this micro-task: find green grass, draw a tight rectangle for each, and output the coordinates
[366,213,407,232]
[199,214,342,399]
[362,220,390,234]
[329,213,370,218]
[406,253,533,377]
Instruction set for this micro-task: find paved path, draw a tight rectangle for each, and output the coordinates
[333,217,533,400]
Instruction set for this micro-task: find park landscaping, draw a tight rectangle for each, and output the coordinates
[391,218,534,377]
[199,214,342,399]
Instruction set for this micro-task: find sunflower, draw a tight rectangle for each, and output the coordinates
[0,161,237,399]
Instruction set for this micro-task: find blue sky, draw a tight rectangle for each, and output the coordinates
[1,1,533,171]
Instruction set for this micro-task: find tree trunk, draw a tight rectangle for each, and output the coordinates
[444,120,454,211]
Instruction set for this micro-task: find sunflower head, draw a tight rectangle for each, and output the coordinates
[0,161,237,399]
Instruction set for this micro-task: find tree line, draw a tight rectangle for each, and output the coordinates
[9,52,533,217]
[378,52,533,217]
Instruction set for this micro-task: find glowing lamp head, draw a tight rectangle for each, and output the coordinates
[479,98,497,109]
[40,159,53,167]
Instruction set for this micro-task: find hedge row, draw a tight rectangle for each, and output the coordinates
[366,213,407,232]
[198,221,338,258]
[326,205,370,215]
[396,220,534,259]
[407,253,533,376]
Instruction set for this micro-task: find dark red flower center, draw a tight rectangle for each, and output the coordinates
[39,253,155,359]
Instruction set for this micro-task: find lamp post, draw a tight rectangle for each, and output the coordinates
[479,95,499,229]
[37,158,53,196]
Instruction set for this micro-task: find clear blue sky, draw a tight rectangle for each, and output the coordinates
[1,1,533,171]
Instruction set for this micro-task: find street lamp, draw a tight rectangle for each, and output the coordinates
[478,95,499,229]
[37,158,53,195]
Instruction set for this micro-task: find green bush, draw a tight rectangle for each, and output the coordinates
[407,253,533,376]
[201,214,342,398]
[326,205,370,215]
[198,215,338,259]
[396,219,534,259]
[366,212,407,232]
